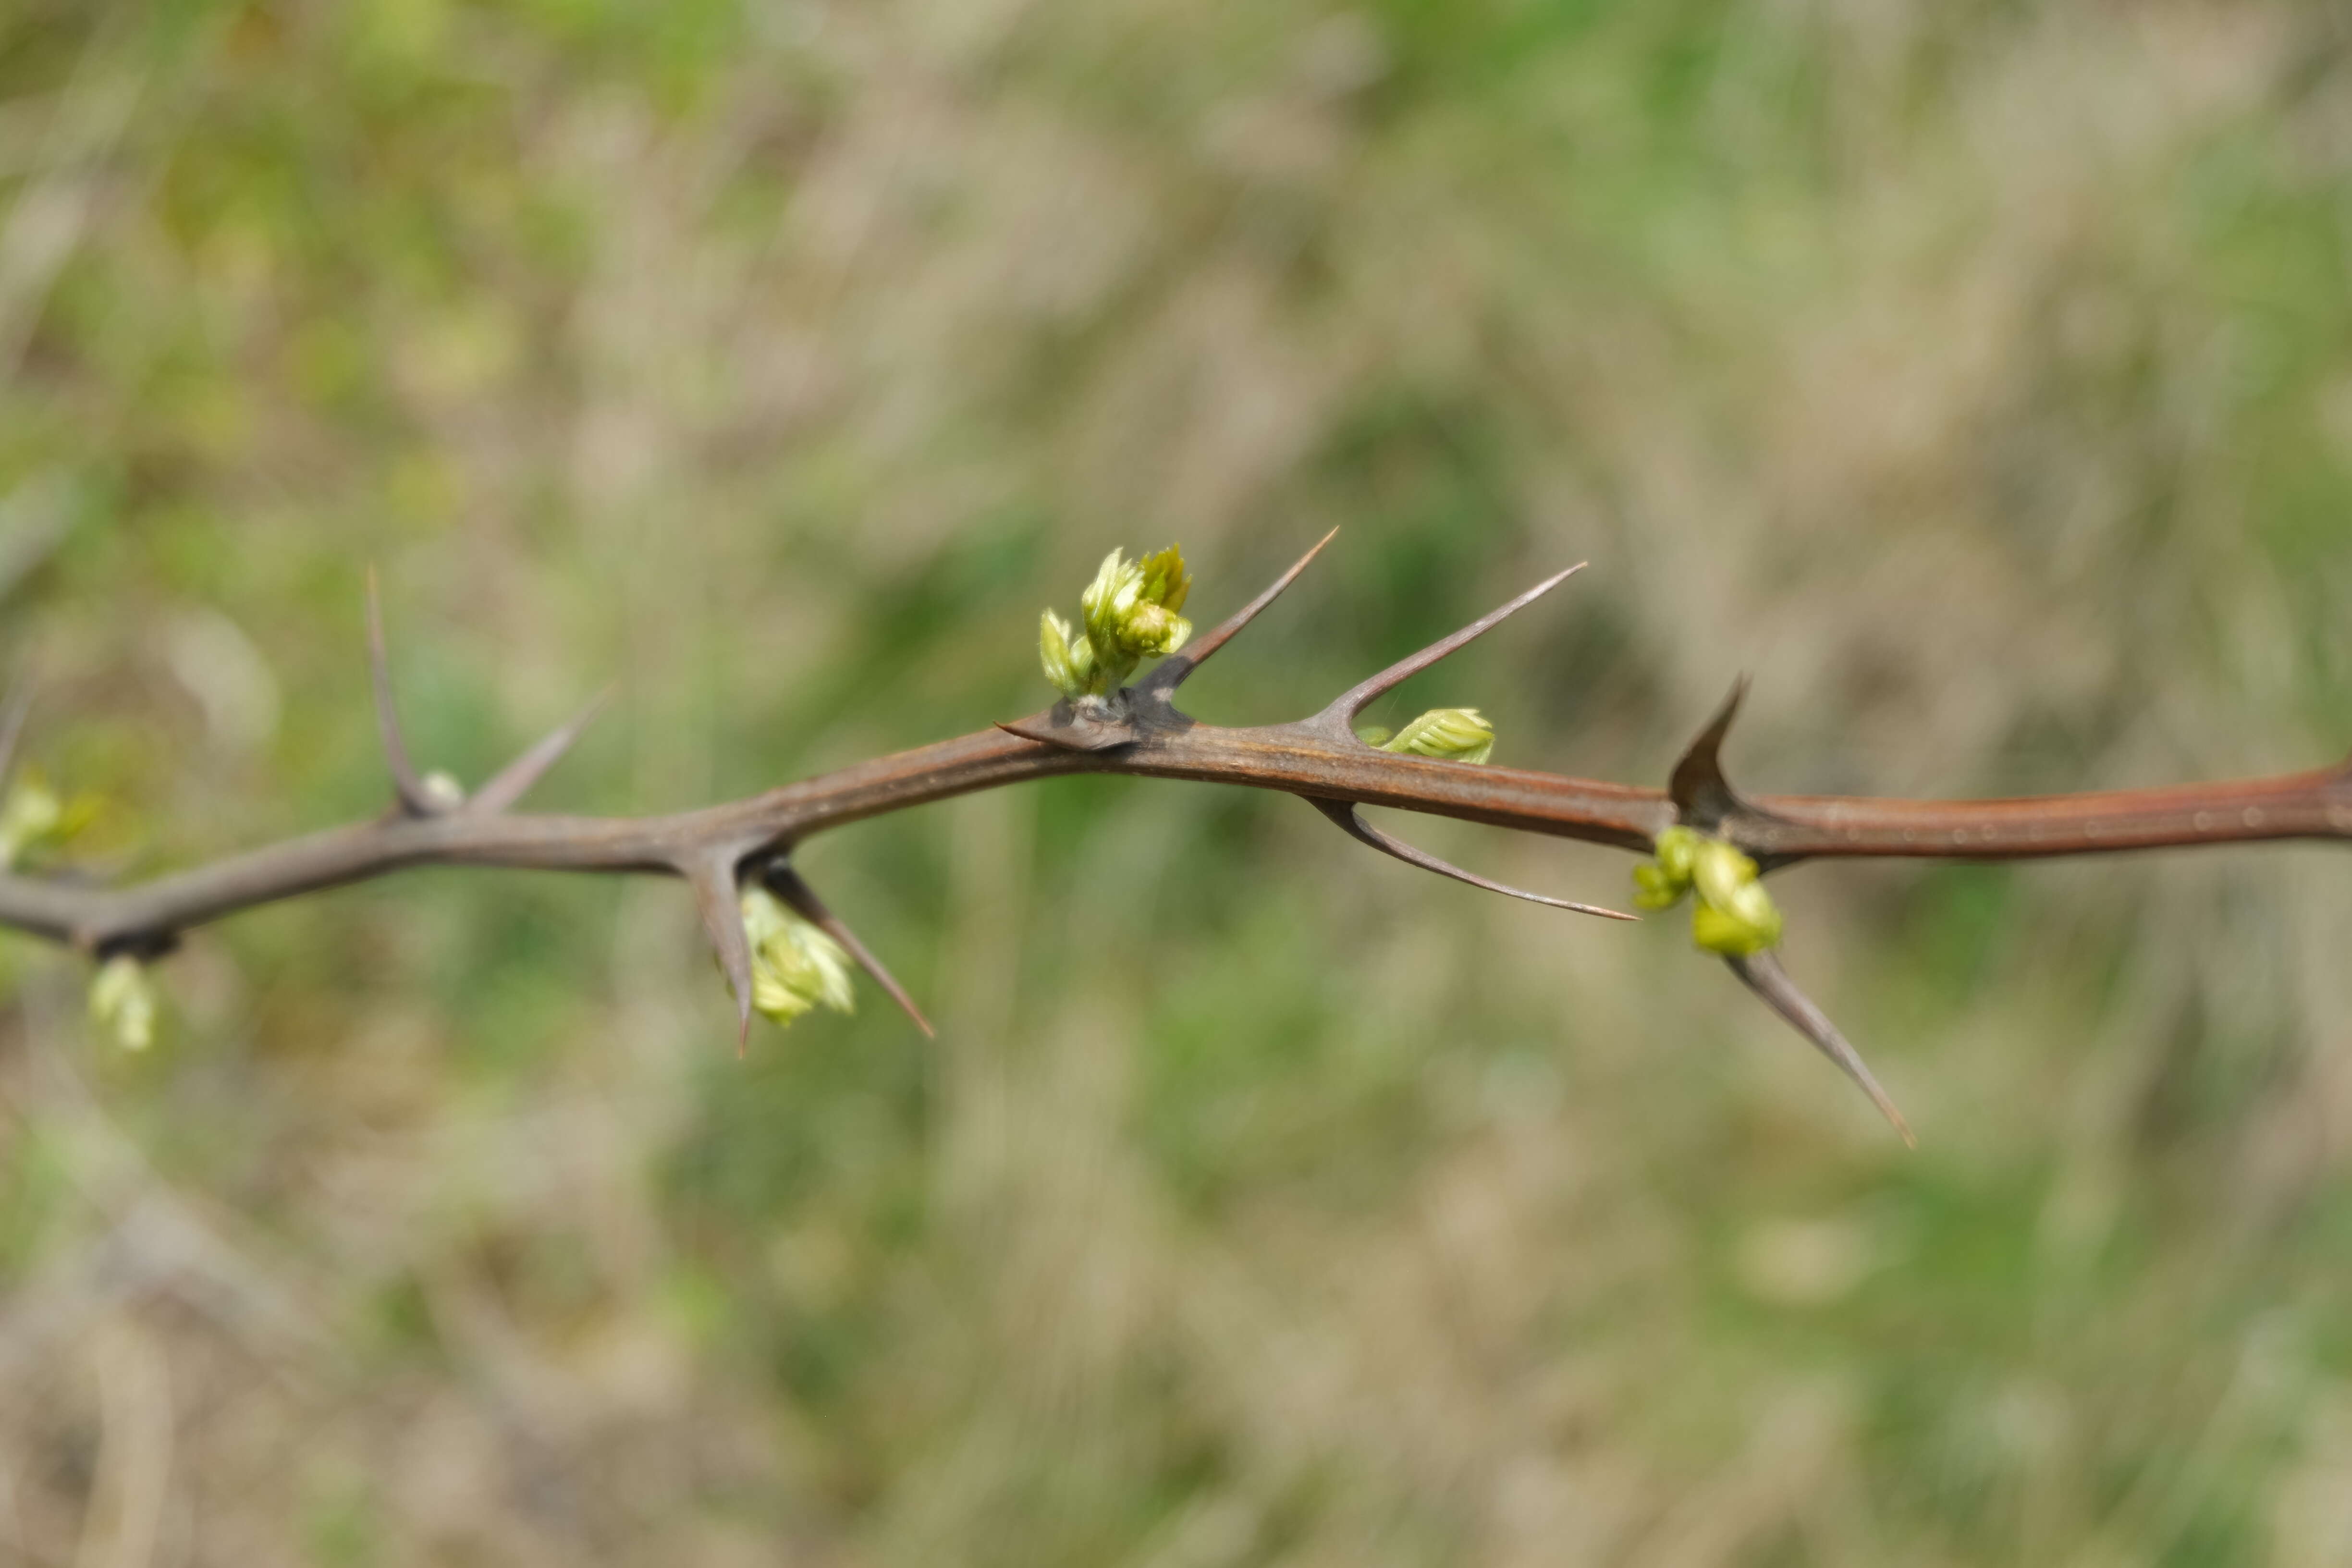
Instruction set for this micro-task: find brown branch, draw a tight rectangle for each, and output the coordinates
[2,541,2346,1136]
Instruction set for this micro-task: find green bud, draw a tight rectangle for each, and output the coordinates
[1631,861,1681,909]
[1652,826,1700,886]
[1690,895,1782,957]
[1687,837,1782,956]
[1040,610,1080,697]
[1066,630,1099,692]
[739,886,856,1028]
[1377,708,1495,765]
[1629,825,1783,956]
[1632,826,1701,908]
[1064,544,1194,693]
[1353,725,1395,747]
[88,955,157,1051]
[0,772,96,871]
[1134,544,1192,618]
[0,777,61,871]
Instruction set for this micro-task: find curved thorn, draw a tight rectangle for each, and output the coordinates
[684,848,754,1056]
[366,568,435,817]
[0,674,34,794]
[1726,950,1914,1146]
[1135,528,1340,698]
[1669,676,1751,829]
[1308,796,1638,921]
[764,862,935,1038]
[1323,564,1585,724]
[467,685,613,816]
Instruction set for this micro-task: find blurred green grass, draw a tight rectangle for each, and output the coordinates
[4,1,2352,1563]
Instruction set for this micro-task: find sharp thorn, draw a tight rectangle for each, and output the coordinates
[1323,564,1585,723]
[764,863,936,1038]
[1308,796,1638,921]
[1727,949,1915,1146]
[684,849,755,1056]
[995,710,1136,752]
[366,567,436,817]
[0,673,34,795]
[1669,676,1752,828]
[467,685,614,816]
[1135,528,1340,698]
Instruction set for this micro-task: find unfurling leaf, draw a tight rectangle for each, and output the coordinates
[739,885,856,1028]
[1376,708,1495,765]
[1039,610,1081,698]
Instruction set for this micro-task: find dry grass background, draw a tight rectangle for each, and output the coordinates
[3,1,2352,1562]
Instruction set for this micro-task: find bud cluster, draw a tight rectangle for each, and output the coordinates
[739,885,857,1029]
[1633,825,1784,957]
[1040,545,1193,698]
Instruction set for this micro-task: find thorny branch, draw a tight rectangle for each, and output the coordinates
[3,534,2348,1135]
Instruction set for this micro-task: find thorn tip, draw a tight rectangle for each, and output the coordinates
[1728,950,1913,1144]
[468,684,613,815]
[1670,676,1753,828]
[1135,528,1341,698]
[1325,563,1587,723]
[765,862,935,1037]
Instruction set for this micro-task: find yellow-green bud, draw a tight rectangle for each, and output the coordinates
[0,777,61,870]
[1376,708,1495,765]
[1690,895,1781,957]
[739,886,857,1028]
[1065,544,1194,693]
[1040,610,1081,698]
[1630,825,1783,956]
[0,772,94,871]
[89,955,157,1051]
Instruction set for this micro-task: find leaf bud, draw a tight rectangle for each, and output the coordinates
[1631,825,1783,956]
[88,955,157,1051]
[1376,708,1495,765]
[0,772,93,871]
[739,886,857,1028]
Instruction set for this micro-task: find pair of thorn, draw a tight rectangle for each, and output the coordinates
[1669,677,1914,1144]
[367,571,933,1053]
[1049,531,1912,1143]
[366,568,609,821]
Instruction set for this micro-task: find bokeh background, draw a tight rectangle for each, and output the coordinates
[4,2,2352,1563]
